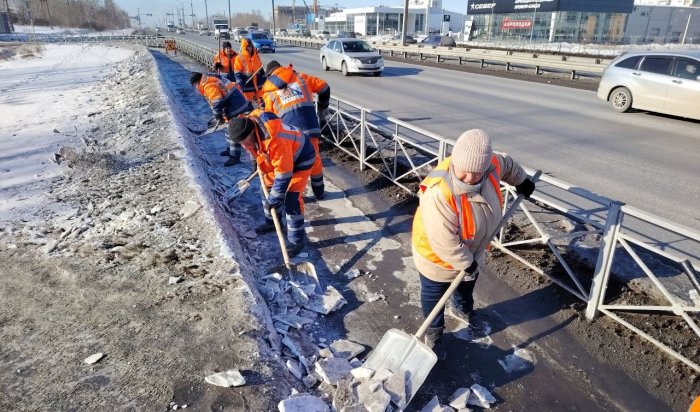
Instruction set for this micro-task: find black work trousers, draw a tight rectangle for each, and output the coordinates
[419,270,480,329]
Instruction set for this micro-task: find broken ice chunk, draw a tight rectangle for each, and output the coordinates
[467,383,496,408]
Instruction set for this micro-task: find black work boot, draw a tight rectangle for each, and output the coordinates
[255,220,276,235]
[313,190,325,200]
[423,327,446,361]
[220,148,230,156]
[223,156,240,167]
[286,241,304,258]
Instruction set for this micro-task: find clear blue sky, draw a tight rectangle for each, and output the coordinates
[114,0,466,27]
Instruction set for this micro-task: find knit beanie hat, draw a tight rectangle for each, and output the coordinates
[266,60,282,76]
[451,129,492,173]
[189,71,202,85]
[228,117,255,142]
[222,41,232,49]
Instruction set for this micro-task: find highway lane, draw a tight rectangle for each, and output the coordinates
[177,35,700,231]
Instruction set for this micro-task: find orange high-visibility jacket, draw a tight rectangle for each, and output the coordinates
[234,38,265,94]
[412,156,502,271]
[195,73,250,118]
[246,110,316,201]
[213,50,236,74]
[262,65,330,139]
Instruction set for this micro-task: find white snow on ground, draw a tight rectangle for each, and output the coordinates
[0,44,134,222]
[11,25,132,36]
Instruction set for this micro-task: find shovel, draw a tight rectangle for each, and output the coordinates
[257,169,322,294]
[362,170,542,407]
[223,170,258,203]
[187,118,221,137]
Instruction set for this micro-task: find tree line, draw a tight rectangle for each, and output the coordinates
[9,0,130,31]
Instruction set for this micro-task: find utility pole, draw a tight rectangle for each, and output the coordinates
[400,0,408,45]
[272,0,276,33]
[529,0,538,43]
[228,0,231,27]
[204,0,209,29]
[190,0,195,28]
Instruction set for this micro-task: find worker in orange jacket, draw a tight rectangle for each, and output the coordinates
[262,60,330,199]
[189,71,253,166]
[227,110,316,256]
[213,41,237,82]
[412,129,535,359]
[234,37,266,104]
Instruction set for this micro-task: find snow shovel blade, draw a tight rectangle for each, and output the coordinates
[223,179,251,203]
[269,261,322,294]
[363,328,437,406]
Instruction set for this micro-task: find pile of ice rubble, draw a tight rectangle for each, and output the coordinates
[203,267,497,411]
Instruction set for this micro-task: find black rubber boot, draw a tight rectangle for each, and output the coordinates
[423,327,446,361]
[255,220,276,235]
[223,156,240,167]
[220,148,230,157]
[313,190,325,200]
[286,241,304,258]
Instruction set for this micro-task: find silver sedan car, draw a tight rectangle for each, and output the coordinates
[597,50,700,120]
[320,39,384,77]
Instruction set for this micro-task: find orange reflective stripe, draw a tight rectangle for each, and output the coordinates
[488,155,503,207]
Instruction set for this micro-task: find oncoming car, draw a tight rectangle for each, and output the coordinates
[248,31,276,53]
[597,50,700,120]
[320,39,384,76]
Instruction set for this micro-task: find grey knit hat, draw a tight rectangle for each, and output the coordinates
[451,129,492,173]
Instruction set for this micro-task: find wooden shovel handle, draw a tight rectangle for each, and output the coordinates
[257,168,291,267]
[415,170,542,339]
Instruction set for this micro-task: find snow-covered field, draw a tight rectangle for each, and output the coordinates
[0,44,134,221]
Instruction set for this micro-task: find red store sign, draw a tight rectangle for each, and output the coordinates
[501,19,533,29]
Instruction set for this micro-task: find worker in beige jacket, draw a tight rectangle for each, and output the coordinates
[411,129,535,358]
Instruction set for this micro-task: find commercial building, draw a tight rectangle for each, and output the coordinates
[322,0,466,37]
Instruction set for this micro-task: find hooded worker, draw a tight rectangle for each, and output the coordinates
[228,111,316,256]
[262,60,331,199]
[213,41,237,82]
[189,71,253,166]
[234,37,266,104]
[411,129,535,359]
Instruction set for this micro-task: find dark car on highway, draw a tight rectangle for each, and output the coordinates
[421,35,456,47]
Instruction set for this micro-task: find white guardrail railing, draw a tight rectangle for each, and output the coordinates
[11,34,699,372]
[275,36,610,79]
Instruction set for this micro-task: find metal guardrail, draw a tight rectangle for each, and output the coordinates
[276,36,609,79]
[10,33,698,371]
[319,96,700,372]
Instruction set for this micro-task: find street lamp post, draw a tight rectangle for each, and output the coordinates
[529,0,538,43]
[136,8,153,29]
[204,0,209,29]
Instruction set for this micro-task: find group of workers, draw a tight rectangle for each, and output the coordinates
[188,39,536,355]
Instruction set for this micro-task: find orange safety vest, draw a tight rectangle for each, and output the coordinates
[412,156,502,270]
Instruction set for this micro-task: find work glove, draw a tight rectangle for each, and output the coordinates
[263,196,284,213]
[515,178,536,199]
[214,62,223,70]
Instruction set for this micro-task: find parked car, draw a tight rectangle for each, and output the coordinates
[597,50,700,120]
[233,28,249,41]
[336,31,356,39]
[276,29,288,36]
[311,30,331,40]
[176,27,185,35]
[392,34,417,44]
[320,39,384,76]
[420,35,456,47]
[199,29,211,36]
[248,31,276,53]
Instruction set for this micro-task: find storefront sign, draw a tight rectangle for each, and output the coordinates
[467,0,633,15]
[501,19,532,29]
